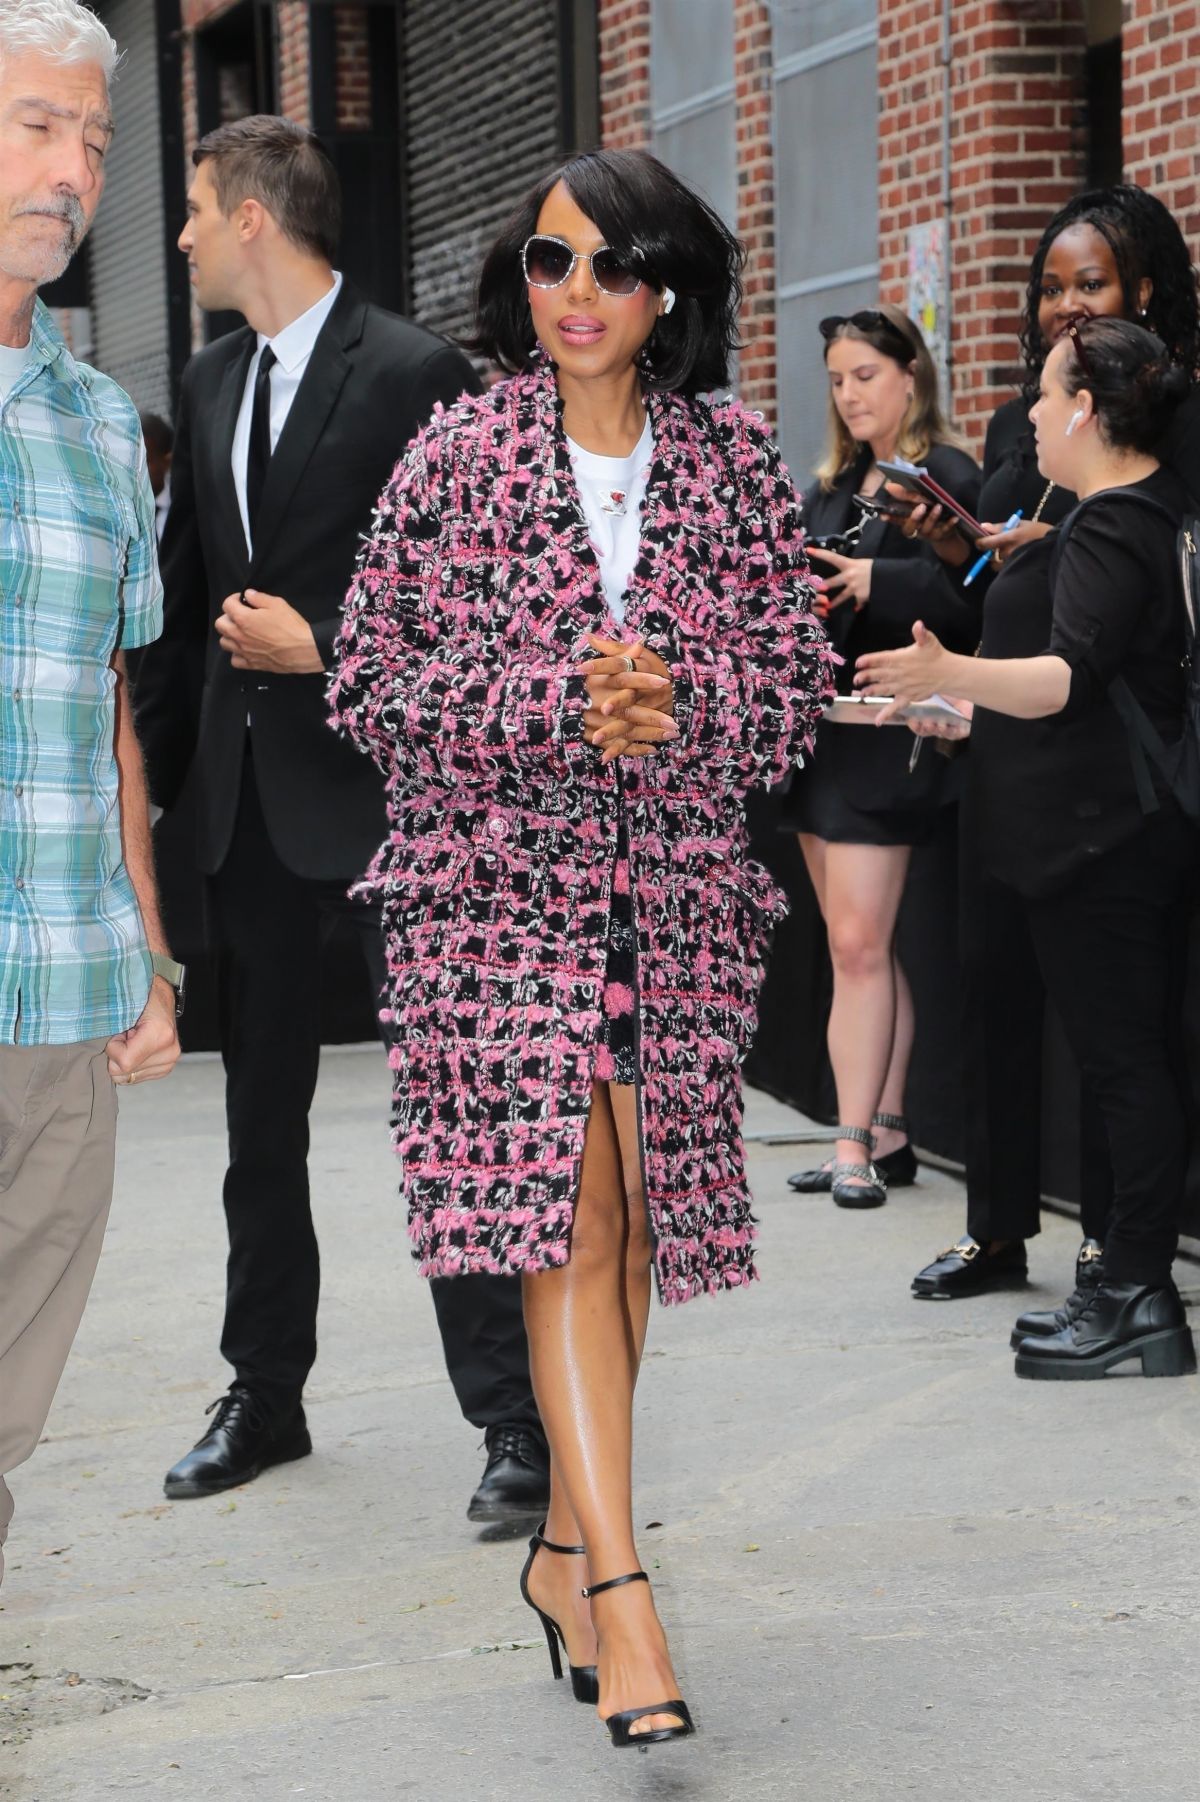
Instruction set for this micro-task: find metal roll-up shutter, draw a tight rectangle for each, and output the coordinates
[89,0,172,415]
[404,0,562,346]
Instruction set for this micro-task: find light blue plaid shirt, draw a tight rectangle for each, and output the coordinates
[0,301,162,1045]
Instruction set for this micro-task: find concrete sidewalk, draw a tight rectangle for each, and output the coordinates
[2,1049,1198,1802]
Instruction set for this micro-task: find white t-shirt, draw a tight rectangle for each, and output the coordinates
[0,340,32,407]
[567,414,654,625]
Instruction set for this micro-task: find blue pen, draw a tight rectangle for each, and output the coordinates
[963,508,1024,587]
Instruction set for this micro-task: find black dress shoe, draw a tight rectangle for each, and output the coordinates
[164,1386,312,1499]
[911,1236,1028,1300]
[1014,1280,1197,1380]
[466,1425,550,1523]
[1009,1239,1105,1349]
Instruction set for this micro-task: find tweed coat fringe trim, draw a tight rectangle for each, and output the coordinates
[329,359,834,1304]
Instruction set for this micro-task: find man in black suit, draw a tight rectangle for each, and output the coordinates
[136,116,547,1520]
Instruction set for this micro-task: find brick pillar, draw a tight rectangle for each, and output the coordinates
[733,0,775,424]
[878,0,1087,450]
[1122,1,1200,246]
[277,2,311,127]
[598,0,651,149]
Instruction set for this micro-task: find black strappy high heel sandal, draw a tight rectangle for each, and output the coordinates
[519,1523,599,1704]
[582,1570,695,1749]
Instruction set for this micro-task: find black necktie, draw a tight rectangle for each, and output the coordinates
[245,343,277,542]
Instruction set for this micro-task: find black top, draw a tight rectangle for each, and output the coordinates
[802,440,984,693]
[968,465,1189,896]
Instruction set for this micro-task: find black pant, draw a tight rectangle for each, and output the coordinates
[961,836,1113,1246]
[213,747,542,1441]
[1020,811,1197,1287]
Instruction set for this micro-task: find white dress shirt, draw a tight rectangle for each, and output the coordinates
[231,270,343,554]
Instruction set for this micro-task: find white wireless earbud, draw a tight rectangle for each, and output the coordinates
[662,287,676,315]
[1065,407,1085,437]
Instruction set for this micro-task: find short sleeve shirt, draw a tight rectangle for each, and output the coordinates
[0,301,163,1044]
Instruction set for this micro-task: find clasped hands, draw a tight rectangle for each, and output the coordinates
[214,589,325,674]
[579,634,678,766]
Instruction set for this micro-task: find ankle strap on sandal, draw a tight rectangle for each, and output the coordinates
[582,1569,648,1601]
[534,1521,586,1556]
[836,1124,875,1150]
[872,1112,908,1134]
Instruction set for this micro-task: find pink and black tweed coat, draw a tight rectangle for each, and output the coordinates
[329,359,832,1304]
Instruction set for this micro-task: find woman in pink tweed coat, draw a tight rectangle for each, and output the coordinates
[330,150,831,1749]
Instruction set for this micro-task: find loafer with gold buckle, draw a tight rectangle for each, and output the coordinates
[911,1236,1028,1300]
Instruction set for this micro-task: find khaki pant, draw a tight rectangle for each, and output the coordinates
[0,1039,117,1584]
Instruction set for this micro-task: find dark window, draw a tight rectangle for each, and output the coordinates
[1085,34,1123,187]
[310,2,406,314]
[194,0,278,343]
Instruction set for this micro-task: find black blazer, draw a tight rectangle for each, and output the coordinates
[802,441,984,687]
[135,281,479,880]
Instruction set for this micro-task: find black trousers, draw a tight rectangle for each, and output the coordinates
[212,746,543,1440]
[961,846,1113,1245]
[1018,811,1198,1287]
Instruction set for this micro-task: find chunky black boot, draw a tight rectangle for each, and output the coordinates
[1009,1239,1104,1349]
[1014,1280,1197,1380]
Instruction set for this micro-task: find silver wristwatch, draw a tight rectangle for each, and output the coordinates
[151,952,187,1019]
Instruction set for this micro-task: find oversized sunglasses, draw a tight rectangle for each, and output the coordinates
[521,234,644,298]
[820,309,914,354]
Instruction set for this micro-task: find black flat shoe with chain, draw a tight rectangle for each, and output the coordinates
[581,1570,695,1749]
[519,1523,598,1704]
[830,1124,887,1210]
[788,1114,916,1194]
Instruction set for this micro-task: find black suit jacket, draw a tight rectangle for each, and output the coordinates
[135,281,479,879]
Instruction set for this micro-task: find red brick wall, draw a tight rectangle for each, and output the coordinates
[733,0,775,422]
[277,2,311,127]
[1122,0,1200,249]
[878,0,1088,449]
[333,3,373,131]
[598,0,651,149]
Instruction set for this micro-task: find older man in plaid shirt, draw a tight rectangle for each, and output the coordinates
[0,1,182,1582]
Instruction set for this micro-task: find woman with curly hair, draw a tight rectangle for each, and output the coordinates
[329,149,832,1747]
[898,184,1200,1312]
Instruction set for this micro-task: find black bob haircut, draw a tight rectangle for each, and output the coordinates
[468,149,744,396]
[1060,317,1191,455]
[1020,183,1200,388]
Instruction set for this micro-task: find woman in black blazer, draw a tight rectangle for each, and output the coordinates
[858,318,1199,1382]
[898,184,1200,1308]
[785,306,980,1206]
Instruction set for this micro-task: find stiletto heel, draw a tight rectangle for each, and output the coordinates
[519,1522,599,1705]
[582,1570,695,1749]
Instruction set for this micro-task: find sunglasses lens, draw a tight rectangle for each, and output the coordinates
[524,238,573,287]
[592,249,641,297]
